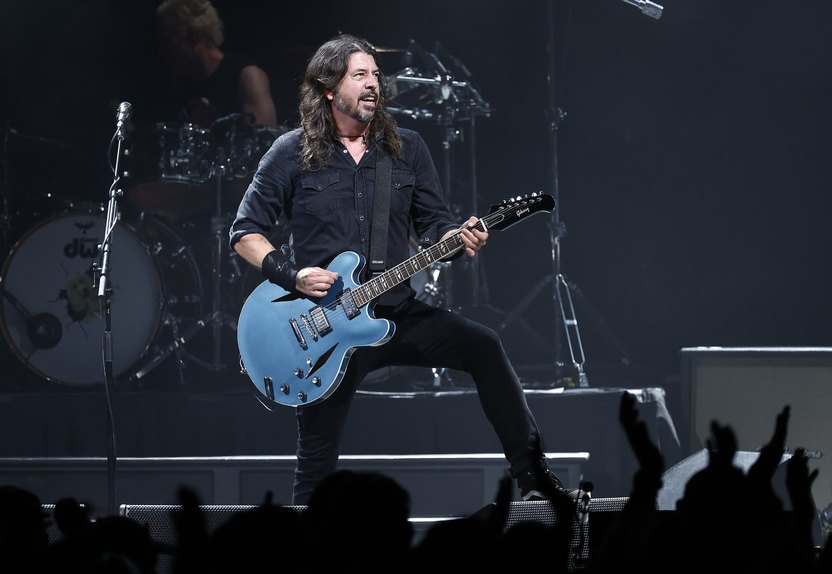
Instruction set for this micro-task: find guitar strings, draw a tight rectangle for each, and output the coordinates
[305,199,538,333]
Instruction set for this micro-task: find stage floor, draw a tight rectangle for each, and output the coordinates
[0,384,680,504]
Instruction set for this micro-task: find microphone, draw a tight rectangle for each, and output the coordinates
[115,101,132,137]
[577,480,593,525]
[620,0,663,19]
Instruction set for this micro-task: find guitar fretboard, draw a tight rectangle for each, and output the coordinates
[350,197,542,308]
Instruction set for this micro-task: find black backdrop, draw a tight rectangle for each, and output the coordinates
[1,0,831,395]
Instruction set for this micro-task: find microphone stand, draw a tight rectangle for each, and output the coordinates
[96,115,129,517]
[543,0,588,387]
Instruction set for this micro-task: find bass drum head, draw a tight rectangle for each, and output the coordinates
[0,212,162,386]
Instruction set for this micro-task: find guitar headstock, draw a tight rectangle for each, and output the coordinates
[485,193,555,231]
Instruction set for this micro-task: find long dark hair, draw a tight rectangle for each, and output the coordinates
[299,34,403,169]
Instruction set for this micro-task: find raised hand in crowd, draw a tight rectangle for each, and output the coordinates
[171,486,210,574]
[585,392,665,574]
[785,447,820,551]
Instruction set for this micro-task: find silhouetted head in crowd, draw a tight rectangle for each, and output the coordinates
[0,484,48,571]
[303,469,412,571]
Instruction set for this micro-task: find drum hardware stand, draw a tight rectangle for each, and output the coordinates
[499,0,592,388]
[387,42,497,389]
[204,154,229,372]
[130,312,214,385]
[1,120,11,253]
[134,148,239,383]
[506,1,625,388]
[203,146,242,372]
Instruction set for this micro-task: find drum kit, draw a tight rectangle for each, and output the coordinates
[0,117,286,388]
[0,41,492,391]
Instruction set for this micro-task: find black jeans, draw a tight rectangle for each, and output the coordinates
[291,298,544,504]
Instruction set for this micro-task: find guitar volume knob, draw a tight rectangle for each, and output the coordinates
[312,377,321,387]
[293,368,303,377]
[297,392,307,402]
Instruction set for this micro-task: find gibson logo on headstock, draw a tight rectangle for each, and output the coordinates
[516,207,530,217]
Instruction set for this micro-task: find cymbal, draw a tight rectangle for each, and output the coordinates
[375,46,406,53]
[283,43,405,55]
[5,128,81,154]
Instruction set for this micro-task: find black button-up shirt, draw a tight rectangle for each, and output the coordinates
[229,127,458,307]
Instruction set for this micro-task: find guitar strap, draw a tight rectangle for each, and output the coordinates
[369,148,392,278]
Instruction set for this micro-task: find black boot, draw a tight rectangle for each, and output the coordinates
[516,461,592,503]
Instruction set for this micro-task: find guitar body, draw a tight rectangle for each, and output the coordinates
[238,251,394,408]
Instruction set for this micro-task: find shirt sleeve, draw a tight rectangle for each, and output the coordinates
[228,134,302,291]
[406,131,458,245]
[404,131,463,261]
[228,135,291,250]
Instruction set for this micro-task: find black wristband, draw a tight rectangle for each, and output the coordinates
[261,249,298,291]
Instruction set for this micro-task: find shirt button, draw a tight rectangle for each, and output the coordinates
[359,216,364,221]
[358,193,363,197]
[342,149,348,153]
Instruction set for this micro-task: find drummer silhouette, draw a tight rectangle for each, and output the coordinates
[115,0,285,382]
[155,0,276,128]
[125,0,282,217]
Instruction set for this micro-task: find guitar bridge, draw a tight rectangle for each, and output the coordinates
[300,314,318,341]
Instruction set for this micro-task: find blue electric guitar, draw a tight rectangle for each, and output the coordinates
[237,193,555,408]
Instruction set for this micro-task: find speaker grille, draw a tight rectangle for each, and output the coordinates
[120,504,308,574]
[41,504,64,545]
[587,496,629,513]
[501,497,629,570]
[120,504,308,542]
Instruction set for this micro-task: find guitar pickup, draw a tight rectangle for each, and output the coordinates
[309,306,332,336]
[289,317,308,350]
[341,288,360,319]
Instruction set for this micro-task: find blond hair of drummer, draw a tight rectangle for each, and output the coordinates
[156,0,276,126]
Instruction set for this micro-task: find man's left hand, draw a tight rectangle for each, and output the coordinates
[443,216,488,257]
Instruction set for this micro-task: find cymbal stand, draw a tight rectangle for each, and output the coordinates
[203,146,240,372]
[498,0,590,387]
[1,120,12,254]
[130,147,238,384]
[437,105,461,312]
[387,44,497,387]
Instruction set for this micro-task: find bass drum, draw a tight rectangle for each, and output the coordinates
[0,211,203,386]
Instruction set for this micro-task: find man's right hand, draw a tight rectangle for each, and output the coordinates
[296,267,339,298]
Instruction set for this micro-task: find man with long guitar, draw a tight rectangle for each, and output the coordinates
[229,34,588,505]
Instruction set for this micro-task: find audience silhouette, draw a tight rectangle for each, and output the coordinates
[2,394,831,573]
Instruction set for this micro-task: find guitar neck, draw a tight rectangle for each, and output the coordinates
[350,208,509,309]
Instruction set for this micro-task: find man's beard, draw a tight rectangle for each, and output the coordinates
[333,92,376,123]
